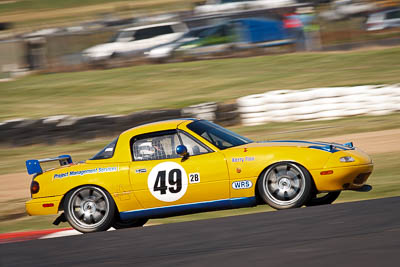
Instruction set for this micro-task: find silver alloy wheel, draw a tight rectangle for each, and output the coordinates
[67,186,110,229]
[262,163,306,206]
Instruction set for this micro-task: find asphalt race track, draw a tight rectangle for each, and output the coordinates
[1,197,399,267]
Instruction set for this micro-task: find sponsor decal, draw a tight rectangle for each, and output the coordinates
[53,167,118,180]
[53,172,69,179]
[232,180,253,189]
[231,156,255,163]
[69,168,99,176]
[98,167,118,173]
[135,168,147,174]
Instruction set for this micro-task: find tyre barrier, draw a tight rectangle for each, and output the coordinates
[0,109,183,146]
[182,102,217,122]
[0,103,240,146]
[237,84,400,126]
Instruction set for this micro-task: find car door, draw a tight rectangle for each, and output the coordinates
[129,129,230,209]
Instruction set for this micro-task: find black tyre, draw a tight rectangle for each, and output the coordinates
[305,191,341,207]
[257,162,312,210]
[64,185,115,233]
[110,52,119,59]
[112,217,148,229]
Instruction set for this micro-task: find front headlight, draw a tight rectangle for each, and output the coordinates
[340,156,355,163]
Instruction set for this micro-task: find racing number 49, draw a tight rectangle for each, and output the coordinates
[154,169,182,194]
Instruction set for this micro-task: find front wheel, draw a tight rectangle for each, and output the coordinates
[257,162,312,210]
[305,191,341,207]
[64,186,115,233]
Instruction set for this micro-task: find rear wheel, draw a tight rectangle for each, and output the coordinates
[305,191,341,207]
[112,218,148,229]
[257,162,312,210]
[64,186,115,233]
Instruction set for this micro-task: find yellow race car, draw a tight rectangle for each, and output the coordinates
[25,119,373,233]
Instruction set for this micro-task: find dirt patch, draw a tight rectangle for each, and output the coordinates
[313,128,400,155]
[1,128,399,203]
[0,172,30,201]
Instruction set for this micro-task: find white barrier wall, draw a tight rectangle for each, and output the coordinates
[237,85,400,126]
[182,102,217,121]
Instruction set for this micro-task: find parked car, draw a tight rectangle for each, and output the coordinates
[148,18,295,60]
[194,0,296,15]
[82,22,188,62]
[320,0,376,21]
[366,8,400,31]
[147,24,226,60]
[25,119,373,233]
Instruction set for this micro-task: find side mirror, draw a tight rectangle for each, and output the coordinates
[176,145,189,158]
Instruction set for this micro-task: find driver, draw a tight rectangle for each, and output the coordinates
[152,139,166,160]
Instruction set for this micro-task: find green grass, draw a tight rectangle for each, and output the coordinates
[0,0,126,12]
[1,47,400,121]
[0,0,185,13]
[0,0,189,31]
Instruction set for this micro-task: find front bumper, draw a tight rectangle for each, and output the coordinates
[311,164,374,192]
[26,195,63,216]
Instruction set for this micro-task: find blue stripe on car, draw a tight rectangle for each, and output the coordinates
[261,140,354,153]
[119,197,257,221]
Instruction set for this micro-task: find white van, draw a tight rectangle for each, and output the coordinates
[82,22,188,61]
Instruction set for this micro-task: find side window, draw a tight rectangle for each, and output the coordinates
[386,10,400,20]
[152,26,173,36]
[134,26,174,41]
[91,138,118,160]
[134,29,154,41]
[132,131,180,161]
[179,131,211,156]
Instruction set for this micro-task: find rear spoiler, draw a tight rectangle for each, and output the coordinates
[26,155,72,175]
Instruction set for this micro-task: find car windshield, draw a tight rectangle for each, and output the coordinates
[91,138,118,160]
[187,120,252,149]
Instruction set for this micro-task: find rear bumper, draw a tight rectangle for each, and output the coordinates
[311,164,374,192]
[26,195,63,216]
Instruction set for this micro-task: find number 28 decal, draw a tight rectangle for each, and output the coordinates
[189,173,200,184]
[148,162,188,202]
